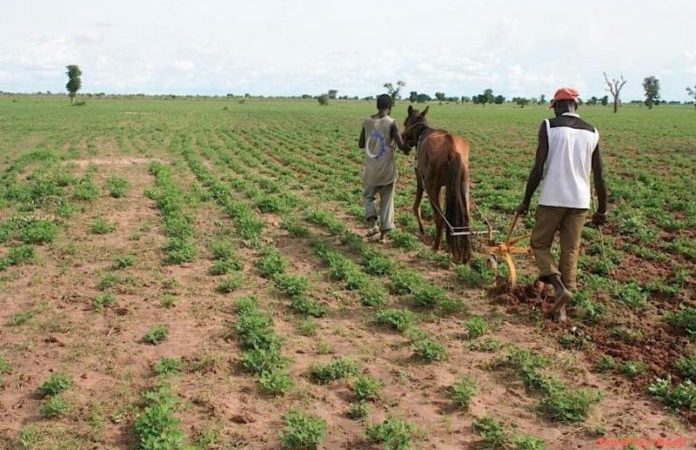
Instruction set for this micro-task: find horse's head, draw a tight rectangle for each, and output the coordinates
[402,105,429,148]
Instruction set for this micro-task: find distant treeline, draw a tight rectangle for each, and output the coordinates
[0,91,693,105]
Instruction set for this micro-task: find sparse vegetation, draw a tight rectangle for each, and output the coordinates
[465,316,488,339]
[366,416,418,450]
[353,375,383,401]
[134,384,186,450]
[143,325,169,345]
[450,376,477,410]
[90,217,116,234]
[107,176,130,198]
[39,373,73,397]
[309,357,360,384]
[1,97,693,448]
[279,409,327,450]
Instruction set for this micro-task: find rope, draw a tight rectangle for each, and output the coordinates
[590,196,613,279]
[414,146,490,237]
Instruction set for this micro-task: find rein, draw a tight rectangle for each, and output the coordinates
[403,120,431,150]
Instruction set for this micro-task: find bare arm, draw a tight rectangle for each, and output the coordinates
[390,122,410,152]
[358,126,365,149]
[591,143,608,224]
[519,122,548,213]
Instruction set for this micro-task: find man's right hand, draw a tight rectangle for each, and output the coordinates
[516,204,529,216]
[592,211,607,226]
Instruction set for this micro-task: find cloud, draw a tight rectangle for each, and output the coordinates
[172,60,195,72]
[0,0,694,99]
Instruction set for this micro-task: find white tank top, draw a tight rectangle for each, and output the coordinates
[539,113,599,209]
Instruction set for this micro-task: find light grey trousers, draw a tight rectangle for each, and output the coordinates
[364,182,395,231]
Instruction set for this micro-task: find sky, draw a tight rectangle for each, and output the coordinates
[1,0,695,100]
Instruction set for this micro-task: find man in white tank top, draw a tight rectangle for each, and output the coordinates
[517,88,608,321]
[358,94,411,241]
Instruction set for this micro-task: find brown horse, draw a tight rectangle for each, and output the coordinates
[402,105,472,263]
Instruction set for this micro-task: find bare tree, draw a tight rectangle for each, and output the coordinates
[383,80,406,102]
[603,72,627,113]
[687,85,696,108]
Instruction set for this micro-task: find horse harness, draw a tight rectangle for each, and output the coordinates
[410,124,491,238]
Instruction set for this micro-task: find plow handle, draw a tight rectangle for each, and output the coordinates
[505,213,521,245]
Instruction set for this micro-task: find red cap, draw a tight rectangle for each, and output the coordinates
[550,87,580,108]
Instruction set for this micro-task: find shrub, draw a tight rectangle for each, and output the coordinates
[390,230,419,250]
[666,307,696,338]
[0,357,11,374]
[39,396,69,418]
[235,299,281,352]
[9,311,33,326]
[282,219,310,238]
[413,285,446,308]
[210,240,235,260]
[161,292,177,308]
[362,251,395,276]
[595,355,616,373]
[366,417,418,450]
[412,337,448,362]
[217,274,244,293]
[279,410,327,450]
[0,245,34,269]
[309,358,359,384]
[450,376,477,410]
[134,384,185,450]
[619,360,647,378]
[676,356,696,380]
[609,326,644,343]
[165,238,197,264]
[538,387,602,423]
[389,270,422,295]
[93,292,116,310]
[107,176,130,198]
[465,316,488,339]
[90,217,115,234]
[514,435,547,450]
[456,261,494,287]
[297,319,317,337]
[73,177,99,200]
[349,401,370,421]
[259,369,294,396]
[153,357,184,376]
[274,274,309,298]
[39,373,73,397]
[99,272,119,290]
[256,248,288,278]
[291,296,327,318]
[19,220,58,244]
[241,349,287,375]
[648,377,696,410]
[374,309,416,332]
[469,338,502,353]
[0,357,11,388]
[572,292,606,323]
[612,282,648,310]
[473,416,507,449]
[353,375,383,401]
[359,284,387,307]
[209,258,242,275]
[113,255,136,269]
[143,325,169,345]
[306,209,344,234]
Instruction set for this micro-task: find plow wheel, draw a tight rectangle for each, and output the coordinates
[484,213,530,291]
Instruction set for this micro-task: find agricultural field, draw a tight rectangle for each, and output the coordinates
[0,96,694,450]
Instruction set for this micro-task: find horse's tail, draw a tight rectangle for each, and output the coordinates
[445,140,471,263]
